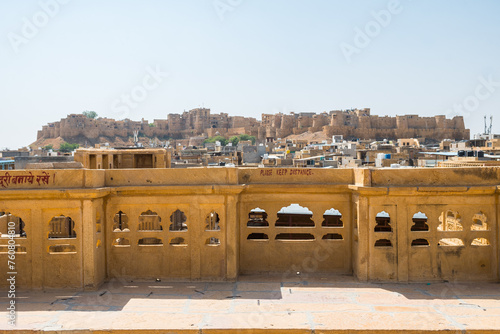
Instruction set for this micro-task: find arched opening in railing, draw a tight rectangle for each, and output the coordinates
[438,210,463,231]
[247,208,269,227]
[471,212,488,231]
[276,204,314,227]
[169,210,187,231]
[113,211,129,232]
[374,211,392,232]
[411,212,429,231]
[138,210,162,231]
[205,211,221,231]
[247,233,269,240]
[0,212,26,237]
[322,208,343,227]
[48,215,76,239]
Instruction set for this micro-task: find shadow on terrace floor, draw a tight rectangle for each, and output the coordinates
[2,273,500,313]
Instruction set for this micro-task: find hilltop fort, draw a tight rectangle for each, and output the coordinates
[33,108,470,148]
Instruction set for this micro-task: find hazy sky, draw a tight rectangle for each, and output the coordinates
[1,0,500,149]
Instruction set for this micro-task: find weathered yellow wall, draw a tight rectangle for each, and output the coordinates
[0,200,85,289]
[0,170,105,189]
[0,167,498,290]
[238,167,353,184]
[105,168,237,186]
[105,193,229,280]
[371,167,500,187]
[360,189,497,282]
[239,189,352,275]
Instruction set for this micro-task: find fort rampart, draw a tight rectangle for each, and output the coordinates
[36,108,470,145]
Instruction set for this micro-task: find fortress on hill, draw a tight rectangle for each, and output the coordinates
[36,108,470,145]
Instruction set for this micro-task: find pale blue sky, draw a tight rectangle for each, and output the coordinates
[1,0,500,149]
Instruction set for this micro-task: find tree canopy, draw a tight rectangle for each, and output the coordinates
[203,134,256,147]
[203,136,228,146]
[229,134,256,146]
[59,142,79,153]
[83,111,98,119]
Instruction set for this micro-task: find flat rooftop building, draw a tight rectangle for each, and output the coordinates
[74,147,171,169]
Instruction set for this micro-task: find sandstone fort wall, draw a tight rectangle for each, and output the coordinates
[36,108,470,145]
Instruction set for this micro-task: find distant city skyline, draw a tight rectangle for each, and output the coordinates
[1,0,499,149]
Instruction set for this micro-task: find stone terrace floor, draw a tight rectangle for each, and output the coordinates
[1,274,500,333]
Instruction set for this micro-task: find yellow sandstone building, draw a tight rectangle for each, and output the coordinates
[0,167,498,290]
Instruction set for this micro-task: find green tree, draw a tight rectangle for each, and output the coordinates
[83,111,98,119]
[238,134,256,145]
[43,144,53,150]
[203,136,228,146]
[229,136,239,146]
[59,142,79,153]
[228,134,257,146]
